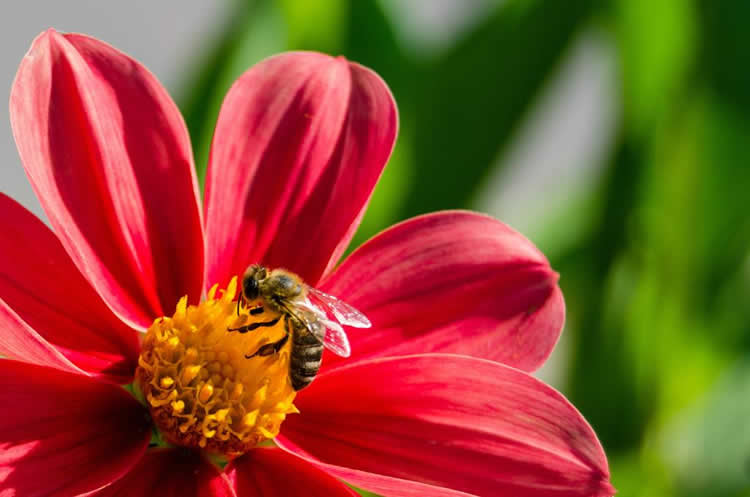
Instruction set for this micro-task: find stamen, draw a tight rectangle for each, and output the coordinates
[136,277,297,457]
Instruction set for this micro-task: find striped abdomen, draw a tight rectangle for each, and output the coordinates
[288,318,324,391]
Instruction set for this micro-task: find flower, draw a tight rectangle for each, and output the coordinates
[0,29,614,497]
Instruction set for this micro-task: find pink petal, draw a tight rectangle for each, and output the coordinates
[319,211,564,372]
[9,30,204,329]
[204,52,397,289]
[278,354,613,497]
[90,449,233,497]
[226,448,357,497]
[0,193,139,383]
[0,360,151,497]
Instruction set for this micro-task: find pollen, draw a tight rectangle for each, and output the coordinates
[136,277,297,457]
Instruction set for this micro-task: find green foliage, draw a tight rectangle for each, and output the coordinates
[180,0,287,184]
[662,359,750,496]
[340,0,417,249]
[176,1,750,495]
[405,0,595,219]
[614,0,696,136]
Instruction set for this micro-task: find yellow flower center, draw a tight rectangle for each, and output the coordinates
[135,277,297,457]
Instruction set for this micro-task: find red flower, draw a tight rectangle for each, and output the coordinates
[0,30,613,497]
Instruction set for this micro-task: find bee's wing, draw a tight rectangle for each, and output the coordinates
[306,287,372,328]
[294,299,352,358]
[317,318,352,358]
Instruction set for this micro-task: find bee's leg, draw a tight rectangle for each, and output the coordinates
[228,316,281,334]
[236,295,241,316]
[245,327,290,359]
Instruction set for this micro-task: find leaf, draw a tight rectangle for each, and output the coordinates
[403,0,596,217]
[560,0,700,453]
[614,0,696,136]
[662,359,750,497]
[342,0,418,248]
[347,0,597,246]
[178,0,287,185]
[278,0,348,53]
[699,0,750,113]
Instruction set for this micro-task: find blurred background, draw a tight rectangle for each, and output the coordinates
[1,1,748,496]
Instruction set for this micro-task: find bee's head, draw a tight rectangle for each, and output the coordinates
[241,265,266,301]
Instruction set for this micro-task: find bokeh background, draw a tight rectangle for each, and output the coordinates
[2,1,748,496]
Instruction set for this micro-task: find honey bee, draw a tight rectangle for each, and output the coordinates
[228,264,370,390]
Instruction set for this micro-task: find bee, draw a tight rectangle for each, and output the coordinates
[228,264,371,390]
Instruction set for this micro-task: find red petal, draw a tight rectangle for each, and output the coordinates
[9,30,204,328]
[0,193,139,383]
[90,449,233,497]
[0,360,151,497]
[279,354,613,497]
[0,299,83,376]
[204,52,397,288]
[320,211,564,372]
[226,448,357,497]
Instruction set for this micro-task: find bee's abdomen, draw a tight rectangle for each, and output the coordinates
[289,326,323,391]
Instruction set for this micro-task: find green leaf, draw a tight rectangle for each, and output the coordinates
[560,137,651,451]
[347,0,597,246]
[698,0,750,112]
[178,0,287,185]
[614,0,696,136]
[662,359,750,497]
[402,0,596,218]
[563,88,750,456]
[278,0,348,53]
[560,0,700,454]
[608,450,674,497]
[342,0,418,247]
